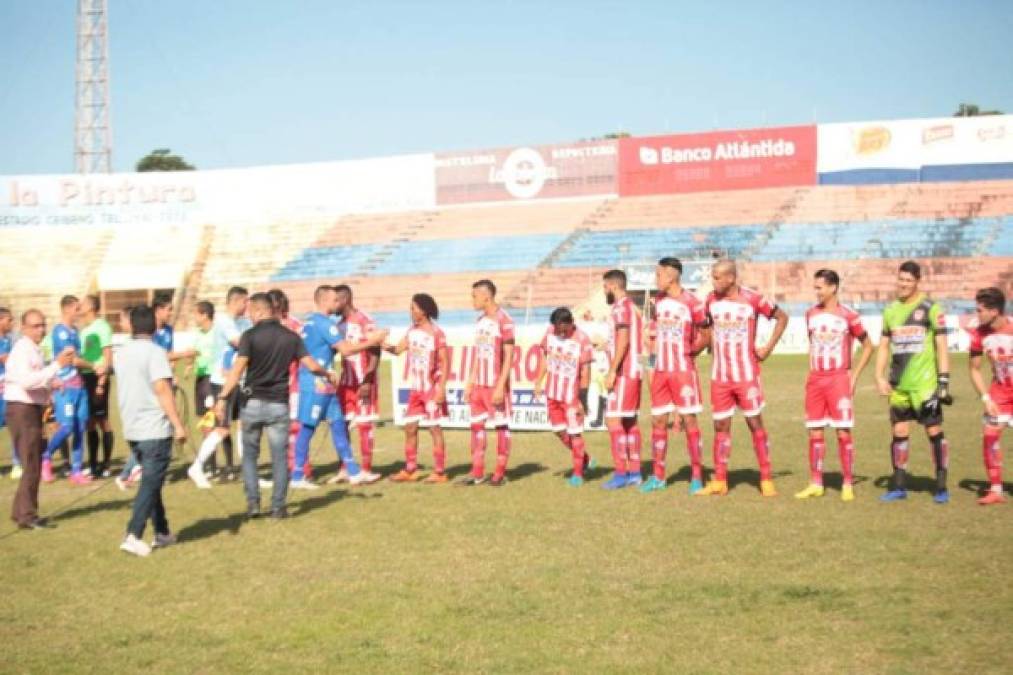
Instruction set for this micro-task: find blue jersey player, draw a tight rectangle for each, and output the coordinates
[43,295,92,484]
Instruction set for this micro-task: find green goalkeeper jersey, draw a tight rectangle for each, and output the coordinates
[881,294,948,392]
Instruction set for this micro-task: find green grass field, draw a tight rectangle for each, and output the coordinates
[1,354,1010,673]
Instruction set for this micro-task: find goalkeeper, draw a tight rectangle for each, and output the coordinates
[875,261,953,504]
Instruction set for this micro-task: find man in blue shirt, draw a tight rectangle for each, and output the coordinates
[291,285,387,488]
[0,308,16,479]
[42,295,95,485]
[152,294,175,354]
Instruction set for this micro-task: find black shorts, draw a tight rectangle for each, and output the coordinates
[889,402,943,427]
[195,376,213,416]
[210,383,240,426]
[82,371,110,419]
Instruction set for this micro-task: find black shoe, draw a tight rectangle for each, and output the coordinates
[455,475,487,487]
[18,518,51,530]
[245,504,262,520]
[270,507,289,520]
[488,475,508,487]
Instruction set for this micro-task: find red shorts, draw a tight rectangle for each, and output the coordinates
[339,383,379,426]
[606,376,642,419]
[985,383,1013,428]
[405,387,448,427]
[711,377,765,420]
[547,399,585,435]
[804,371,854,429]
[650,369,702,416]
[470,384,512,427]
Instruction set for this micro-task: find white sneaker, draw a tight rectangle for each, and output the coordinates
[258,478,273,488]
[187,463,211,489]
[114,476,128,492]
[151,532,177,549]
[348,470,381,486]
[119,534,151,557]
[326,468,350,485]
[290,478,320,491]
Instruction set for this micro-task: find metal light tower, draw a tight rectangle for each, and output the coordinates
[75,0,112,173]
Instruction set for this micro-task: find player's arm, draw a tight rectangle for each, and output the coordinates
[360,346,381,386]
[607,324,629,391]
[968,352,999,417]
[579,362,591,413]
[492,339,515,405]
[383,335,409,356]
[850,334,875,393]
[96,344,113,391]
[691,324,712,357]
[756,307,788,361]
[434,344,449,404]
[532,345,548,399]
[335,329,388,357]
[875,335,892,396]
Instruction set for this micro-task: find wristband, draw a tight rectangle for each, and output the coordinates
[982,393,991,403]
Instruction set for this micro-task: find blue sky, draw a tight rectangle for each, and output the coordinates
[1,0,1011,175]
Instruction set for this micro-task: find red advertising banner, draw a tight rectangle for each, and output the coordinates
[435,140,618,204]
[618,125,816,195]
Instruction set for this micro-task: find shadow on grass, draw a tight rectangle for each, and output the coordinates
[177,513,246,542]
[51,494,133,522]
[726,468,792,491]
[293,488,378,517]
[872,474,941,493]
[957,478,1013,495]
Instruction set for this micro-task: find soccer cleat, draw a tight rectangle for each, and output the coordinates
[188,464,212,489]
[567,474,584,487]
[639,476,667,493]
[760,480,777,497]
[840,485,855,502]
[422,472,448,484]
[10,465,22,481]
[794,484,825,499]
[40,459,54,483]
[626,473,643,487]
[977,491,1007,506]
[583,456,598,472]
[119,534,151,558]
[349,470,381,485]
[601,473,629,490]
[696,480,728,496]
[389,469,421,483]
[879,489,907,502]
[688,478,704,495]
[933,489,949,505]
[488,474,508,487]
[151,532,177,549]
[69,472,93,486]
[326,468,350,485]
[290,478,319,491]
[455,475,487,487]
[114,476,129,492]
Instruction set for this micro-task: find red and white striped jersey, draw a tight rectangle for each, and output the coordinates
[406,323,447,392]
[652,290,707,373]
[539,326,593,403]
[969,319,1013,389]
[340,309,377,387]
[805,303,866,373]
[608,296,643,379]
[471,308,515,387]
[282,315,303,394]
[705,286,777,383]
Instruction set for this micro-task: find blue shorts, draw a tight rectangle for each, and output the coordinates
[53,387,90,427]
[297,390,345,428]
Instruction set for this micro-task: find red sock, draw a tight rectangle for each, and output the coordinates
[493,427,511,479]
[752,428,772,481]
[837,430,854,486]
[609,429,627,474]
[470,423,486,478]
[559,433,572,450]
[358,424,374,472]
[984,430,1003,490]
[404,436,418,473]
[626,424,642,475]
[685,428,703,480]
[713,431,731,481]
[433,443,446,474]
[808,436,825,486]
[651,428,668,480]
[571,435,586,477]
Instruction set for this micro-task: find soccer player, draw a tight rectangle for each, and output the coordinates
[461,279,515,487]
[79,295,115,477]
[267,289,311,480]
[698,260,788,497]
[291,285,386,488]
[384,293,450,483]
[532,307,594,487]
[645,258,710,494]
[334,284,381,476]
[876,260,952,504]
[967,287,1011,505]
[600,269,645,490]
[188,286,250,487]
[0,308,17,479]
[795,269,874,501]
[42,295,93,485]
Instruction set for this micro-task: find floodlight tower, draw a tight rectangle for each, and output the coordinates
[74,0,112,173]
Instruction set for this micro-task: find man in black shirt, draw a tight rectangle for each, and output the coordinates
[214,293,350,519]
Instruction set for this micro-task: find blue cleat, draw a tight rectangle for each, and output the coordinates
[601,473,629,490]
[568,474,584,488]
[933,489,949,505]
[688,478,704,495]
[626,472,643,487]
[639,476,666,493]
[879,489,908,502]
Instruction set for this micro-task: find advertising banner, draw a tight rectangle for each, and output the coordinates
[618,125,817,196]
[434,140,618,204]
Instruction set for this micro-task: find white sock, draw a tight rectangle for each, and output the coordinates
[195,431,221,468]
[235,427,243,460]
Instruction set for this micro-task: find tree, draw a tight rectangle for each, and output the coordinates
[136,148,195,172]
[953,103,1003,117]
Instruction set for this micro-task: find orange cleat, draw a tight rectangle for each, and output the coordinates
[389,469,421,483]
[977,491,1007,506]
[422,472,448,484]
